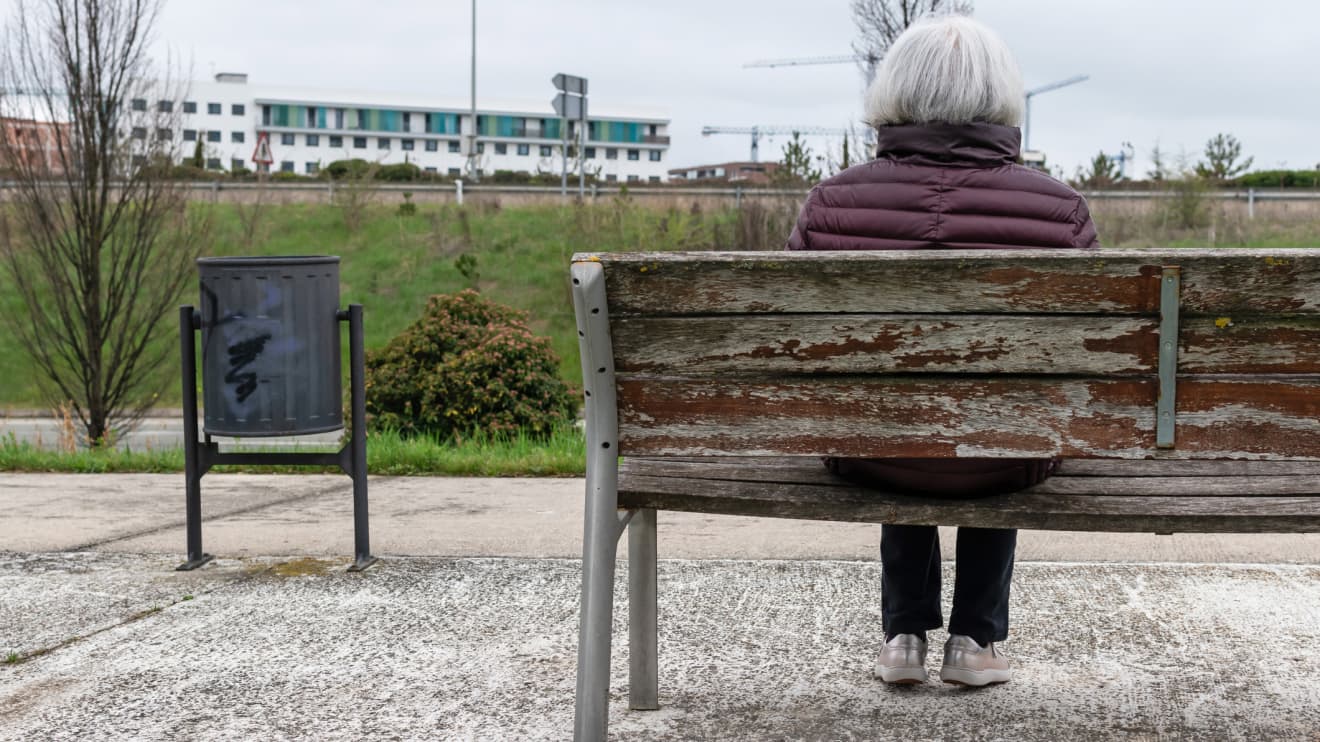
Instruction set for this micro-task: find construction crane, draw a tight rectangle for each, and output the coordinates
[702,125,850,163]
[1024,74,1088,152]
[743,54,869,69]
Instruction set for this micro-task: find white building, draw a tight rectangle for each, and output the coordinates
[159,73,671,182]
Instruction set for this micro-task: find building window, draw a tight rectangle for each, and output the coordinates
[516,143,529,156]
[378,137,390,150]
[131,127,146,140]
[448,141,460,153]
[585,147,596,159]
[353,137,367,149]
[158,100,173,113]
[280,161,294,173]
[606,148,618,160]
[448,167,461,176]
[231,131,245,143]
[183,129,197,141]
[131,155,146,168]
[329,135,343,148]
[306,134,319,146]
[131,98,147,111]
[207,103,221,115]
[627,174,640,182]
[156,128,172,140]
[627,149,640,161]
[494,142,507,155]
[425,140,438,152]
[206,157,221,170]
[606,174,618,182]
[476,142,485,154]
[207,130,221,143]
[232,103,245,116]
[305,162,319,175]
[539,145,552,157]
[649,150,662,162]
[231,158,244,171]
[401,138,415,151]
[648,176,661,183]
[280,133,295,146]
[183,101,197,114]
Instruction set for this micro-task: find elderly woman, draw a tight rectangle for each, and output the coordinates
[786,15,1099,686]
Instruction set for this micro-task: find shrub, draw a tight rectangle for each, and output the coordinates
[324,158,375,180]
[365,290,577,440]
[377,162,421,182]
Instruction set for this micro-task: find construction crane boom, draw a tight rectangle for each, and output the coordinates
[703,125,849,162]
[743,55,863,69]
[1023,74,1089,152]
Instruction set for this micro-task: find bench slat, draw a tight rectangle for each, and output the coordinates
[622,457,1320,483]
[617,473,1320,533]
[618,377,1320,459]
[588,250,1320,317]
[613,314,1320,376]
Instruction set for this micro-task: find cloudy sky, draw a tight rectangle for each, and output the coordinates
[11,0,1318,179]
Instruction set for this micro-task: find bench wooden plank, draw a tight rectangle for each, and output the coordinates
[613,314,1320,376]
[584,249,1320,316]
[621,457,1320,483]
[617,377,1320,459]
[616,473,1320,533]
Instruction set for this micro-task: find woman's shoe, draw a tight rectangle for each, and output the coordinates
[940,634,1011,686]
[874,633,928,684]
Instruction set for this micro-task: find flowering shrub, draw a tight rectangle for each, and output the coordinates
[365,290,576,440]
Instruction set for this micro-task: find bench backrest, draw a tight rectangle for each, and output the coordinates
[570,249,1320,461]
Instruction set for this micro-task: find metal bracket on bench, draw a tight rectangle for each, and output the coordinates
[1156,266,1181,449]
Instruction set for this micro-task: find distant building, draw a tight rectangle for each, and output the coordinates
[163,73,671,181]
[0,117,68,175]
[668,161,779,184]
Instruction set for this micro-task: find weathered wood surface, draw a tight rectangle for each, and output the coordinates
[576,249,1320,316]
[621,456,1320,483]
[611,315,1320,376]
[616,377,1320,459]
[616,469,1320,533]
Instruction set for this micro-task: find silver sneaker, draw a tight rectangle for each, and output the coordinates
[874,633,928,684]
[940,634,1011,686]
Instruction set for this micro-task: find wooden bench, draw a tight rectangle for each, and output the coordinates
[567,248,1320,741]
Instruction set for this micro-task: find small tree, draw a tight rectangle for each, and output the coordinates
[1147,141,1170,182]
[1074,152,1120,189]
[773,132,823,186]
[1195,133,1253,181]
[0,0,211,445]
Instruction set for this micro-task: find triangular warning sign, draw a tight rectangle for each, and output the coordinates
[252,132,273,165]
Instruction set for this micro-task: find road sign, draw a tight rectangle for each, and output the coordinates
[552,93,586,120]
[251,132,273,165]
[552,73,588,96]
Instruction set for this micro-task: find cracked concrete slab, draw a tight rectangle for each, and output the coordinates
[0,557,1317,740]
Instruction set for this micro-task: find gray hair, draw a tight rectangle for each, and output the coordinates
[864,15,1025,128]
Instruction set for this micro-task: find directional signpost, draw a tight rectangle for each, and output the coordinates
[552,73,588,199]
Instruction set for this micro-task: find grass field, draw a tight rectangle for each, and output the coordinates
[0,195,1315,416]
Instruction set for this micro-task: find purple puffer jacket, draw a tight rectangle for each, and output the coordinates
[786,122,1099,498]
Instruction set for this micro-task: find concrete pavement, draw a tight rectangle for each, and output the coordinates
[2,473,1319,740]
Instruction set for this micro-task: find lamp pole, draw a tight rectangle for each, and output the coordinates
[467,0,479,181]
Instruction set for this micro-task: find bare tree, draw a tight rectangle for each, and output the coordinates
[0,0,211,445]
[851,0,974,79]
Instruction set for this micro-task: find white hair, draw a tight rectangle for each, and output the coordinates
[864,15,1025,128]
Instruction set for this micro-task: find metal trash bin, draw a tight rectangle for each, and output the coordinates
[197,256,343,436]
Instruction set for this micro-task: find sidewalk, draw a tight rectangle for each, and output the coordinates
[2,473,1319,740]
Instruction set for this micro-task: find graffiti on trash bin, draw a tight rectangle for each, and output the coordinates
[200,281,306,418]
[225,332,272,403]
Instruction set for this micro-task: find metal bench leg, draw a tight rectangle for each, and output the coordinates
[629,508,659,710]
[574,463,622,742]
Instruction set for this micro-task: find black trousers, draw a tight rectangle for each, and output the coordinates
[880,524,1017,646]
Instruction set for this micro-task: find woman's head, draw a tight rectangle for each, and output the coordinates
[864,15,1025,128]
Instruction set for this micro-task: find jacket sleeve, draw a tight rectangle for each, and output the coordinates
[1072,194,1101,249]
[785,187,820,251]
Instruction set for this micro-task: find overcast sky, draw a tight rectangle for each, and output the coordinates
[9,0,1319,179]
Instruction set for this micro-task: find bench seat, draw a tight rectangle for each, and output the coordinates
[620,457,1320,533]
